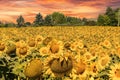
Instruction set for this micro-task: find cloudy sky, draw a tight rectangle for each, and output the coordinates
[0,0,120,22]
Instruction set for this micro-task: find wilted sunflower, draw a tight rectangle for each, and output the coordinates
[26,37,36,47]
[43,37,53,45]
[44,53,74,77]
[24,59,43,78]
[16,43,29,58]
[69,57,91,80]
[5,41,16,55]
[110,63,120,80]
[48,39,63,54]
[16,40,26,48]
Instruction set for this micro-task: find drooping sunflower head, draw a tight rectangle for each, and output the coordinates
[24,59,43,78]
[35,35,43,45]
[49,39,63,54]
[5,41,16,55]
[27,37,36,47]
[45,53,74,77]
[15,40,26,48]
[16,45,29,58]
[75,60,86,75]
[43,37,53,45]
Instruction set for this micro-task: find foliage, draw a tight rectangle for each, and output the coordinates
[33,13,44,26]
[97,14,110,26]
[16,15,25,27]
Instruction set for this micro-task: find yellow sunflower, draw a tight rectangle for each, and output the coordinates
[15,40,26,48]
[87,62,99,77]
[70,42,78,51]
[116,47,120,57]
[97,55,110,70]
[24,58,43,78]
[101,39,112,49]
[35,35,44,45]
[110,63,120,80]
[39,46,50,56]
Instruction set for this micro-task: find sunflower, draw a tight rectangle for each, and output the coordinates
[48,39,63,54]
[5,41,16,55]
[101,39,112,49]
[39,46,50,56]
[70,42,78,51]
[97,55,110,70]
[116,47,120,57]
[87,62,99,77]
[26,37,36,47]
[110,63,120,80]
[24,59,43,78]
[35,35,43,45]
[83,52,95,61]
[44,53,74,77]
[16,43,29,58]
[70,59,89,80]
[15,40,26,48]
[43,37,53,45]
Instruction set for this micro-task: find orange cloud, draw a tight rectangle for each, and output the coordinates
[0,0,119,23]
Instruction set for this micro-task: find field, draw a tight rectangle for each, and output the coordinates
[0,26,120,80]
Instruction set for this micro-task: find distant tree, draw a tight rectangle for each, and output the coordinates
[66,16,81,25]
[87,20,96,26]
[16,15,25,27]
[44,15,53,26]
[105,7,117,26]
[97,14,110,26]
[51,12,66,25]
[33,13,44,26]
[82,18,88,25]
[25,22,31,27]
[115,8,120,26]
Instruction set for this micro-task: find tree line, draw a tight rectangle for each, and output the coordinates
[0,7,120,27]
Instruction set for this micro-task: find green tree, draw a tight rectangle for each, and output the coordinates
[34,13,44,26]
[105,7,117,26]
[115,8,120,26]
[16,15,25,27]
[25,22,31,27]
[51,12,66,25]
[44,15,53,26]
[66,17,81,25]
[82,18,88,25]
[97,14,110,26]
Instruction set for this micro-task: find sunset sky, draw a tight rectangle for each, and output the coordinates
[0,0,120,23]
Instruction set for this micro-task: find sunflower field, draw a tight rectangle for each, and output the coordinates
[0,26,120,80]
